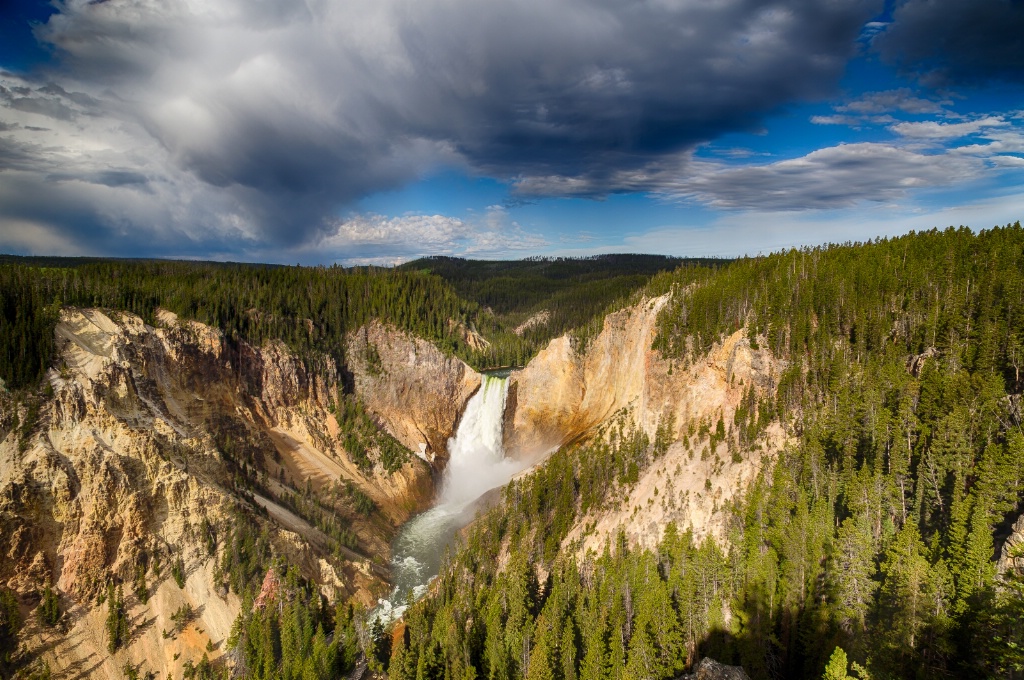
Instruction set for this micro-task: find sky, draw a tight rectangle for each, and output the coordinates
[0,0,1022,265]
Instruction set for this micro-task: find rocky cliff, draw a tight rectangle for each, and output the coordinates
[506,294,777,455]
[999,513,1024,573]
[505,293,786,551]
[0,308,471,679]
[346,320,480,465]
[678,658,752,680]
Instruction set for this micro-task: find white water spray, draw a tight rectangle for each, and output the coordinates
[376,373,524,621]
[441,375,520,506]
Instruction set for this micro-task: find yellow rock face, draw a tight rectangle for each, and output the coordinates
[505,292,788,554]
[0,308,474,679]
[347,319,481,464]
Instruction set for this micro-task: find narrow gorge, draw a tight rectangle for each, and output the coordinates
[380,292,785,621]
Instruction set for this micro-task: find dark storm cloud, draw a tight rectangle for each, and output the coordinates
[388,0,881,180]
[0,0,885,254]
[0,168,256,259]
[875,0,1024,85]
[13,0,1019,257]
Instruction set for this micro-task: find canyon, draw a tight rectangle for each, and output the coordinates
[0,287,782,677]
[0,307,477,678]
[0,292,861,676]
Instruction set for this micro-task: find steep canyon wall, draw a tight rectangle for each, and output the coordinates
[504,293,787,551]
[0,308,476,679]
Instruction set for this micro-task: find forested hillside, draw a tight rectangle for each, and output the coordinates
[400,254,712,359]
[388,224,1024,680]
[0,254,693,395]
[0,259,497,393]
[5,227,1024,679]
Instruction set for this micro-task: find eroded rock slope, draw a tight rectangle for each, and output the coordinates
[347,320,480,464]
[505,293,787,550]
[0,308,475,679]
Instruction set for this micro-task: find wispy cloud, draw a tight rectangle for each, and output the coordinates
[666,143,981,210]
[837,88,950,115]
[811,114,863,127]
[890,116,1008,139]
[988,155,1024,168]
[305,208,549,264]
[514,134,1011,210]
[811,89,952,129]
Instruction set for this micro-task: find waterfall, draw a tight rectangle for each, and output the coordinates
[440,374,516,506]
[375,373,523,621]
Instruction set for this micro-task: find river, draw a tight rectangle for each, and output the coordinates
[374,373,526,621]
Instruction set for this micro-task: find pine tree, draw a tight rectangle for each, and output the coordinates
[878,523,931,657]
[105,583,130,653]
[303,625,335,680]
[38,585,60,627]
[827,516,876,633]
[526,613,558,680]
[367,616,391,675]
[389,627,417,680]
[822,646,852,680]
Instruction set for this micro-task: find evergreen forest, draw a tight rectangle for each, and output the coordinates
[0,254,686,393]
[399,254,706,351]
[382,224,1024,680]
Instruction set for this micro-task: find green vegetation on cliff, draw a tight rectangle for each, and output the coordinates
[0,260,481,391]
[382,223,1024,680]
[0,253,693,392]
[226,564,361,680]
[401,254,715,362]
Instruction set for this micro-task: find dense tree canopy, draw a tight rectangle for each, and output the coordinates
[401,254,717,360]
[0,254,691,392]
[0,260,486,391]
[387,223,1024,680]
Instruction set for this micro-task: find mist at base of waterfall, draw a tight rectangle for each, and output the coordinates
[440,375,525,506]
[375,374,526,622]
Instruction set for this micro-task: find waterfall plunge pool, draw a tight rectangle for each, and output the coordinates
[374,373,527,622]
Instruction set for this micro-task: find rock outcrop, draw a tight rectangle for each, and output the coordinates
[0,308,461,679]
[506,293,778,455]
[347,320,480,464]
[999,513,1024,573]
[677,658,751,680]
[506,293,785,551]
[513,310,550,336]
